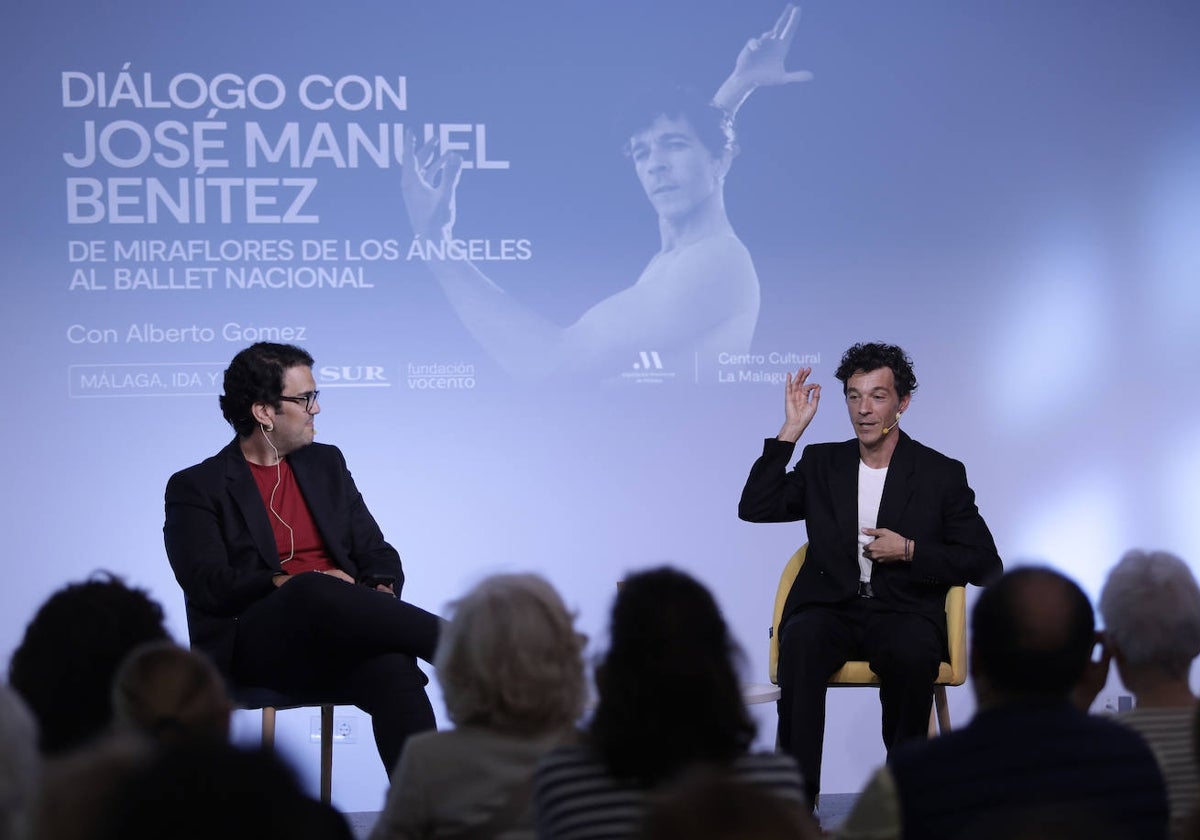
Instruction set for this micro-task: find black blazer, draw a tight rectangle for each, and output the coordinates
[739,432,1002,627]
[163,439,403,676]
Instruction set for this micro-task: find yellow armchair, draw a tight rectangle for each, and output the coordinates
[768,543,966,734]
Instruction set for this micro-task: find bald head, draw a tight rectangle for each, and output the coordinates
[971,566,1095,701]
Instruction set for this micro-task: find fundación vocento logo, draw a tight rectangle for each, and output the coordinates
[621,351,676,384]
[406,362,476,390]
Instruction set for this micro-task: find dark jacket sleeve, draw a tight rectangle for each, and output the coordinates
[163,464,278,617]
[906,457,1002,588]
[738,438,806,523]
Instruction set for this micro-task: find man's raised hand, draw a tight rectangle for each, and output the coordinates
[779,366,820,442]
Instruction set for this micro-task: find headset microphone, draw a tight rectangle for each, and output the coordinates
[880,413,902,435]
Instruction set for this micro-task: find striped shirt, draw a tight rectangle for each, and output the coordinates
[1118,706,1199,840]
[533,746,805,840]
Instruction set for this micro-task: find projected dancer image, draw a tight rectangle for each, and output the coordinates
[402,4,812,382]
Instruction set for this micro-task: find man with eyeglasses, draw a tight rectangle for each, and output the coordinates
[164,342,440,774]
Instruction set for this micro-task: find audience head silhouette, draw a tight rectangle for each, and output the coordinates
[1099,549,1200,680]
[8,571,170,755]
[969,565,1095,705]
[590,566,754,785]
[436,572,586,735]
[111,640,232,744]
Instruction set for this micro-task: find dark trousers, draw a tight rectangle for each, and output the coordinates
[232,571,442,772]
[776,596,944,808]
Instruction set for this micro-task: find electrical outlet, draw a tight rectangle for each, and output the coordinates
[1096,693,1136,714]
[334,716,356,743]
[310,714,358,744]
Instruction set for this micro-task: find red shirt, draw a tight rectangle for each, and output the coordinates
[247,459,336,575]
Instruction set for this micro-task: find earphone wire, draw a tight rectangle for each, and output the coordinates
[261,425,295,564]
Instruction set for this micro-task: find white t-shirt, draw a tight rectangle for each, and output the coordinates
[857,461,888,582]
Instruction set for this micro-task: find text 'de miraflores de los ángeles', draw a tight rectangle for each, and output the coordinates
[61,67,528,296]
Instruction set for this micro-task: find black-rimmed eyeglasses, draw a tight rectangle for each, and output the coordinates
[278,391,320,413]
